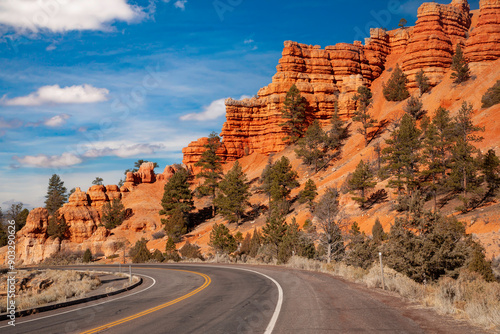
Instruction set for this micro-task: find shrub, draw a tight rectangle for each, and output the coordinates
[179,241,204,260]
[152,249,165,262]
[382,64,410,101]
[415,69,430,95]
[47,213,68,239]
[129,238,152,263]
[481,80,500,108]
[82,249,93,263]
[152,230,166,240]
[403,96,426,120]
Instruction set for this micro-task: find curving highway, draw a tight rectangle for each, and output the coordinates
[0,264,486,334]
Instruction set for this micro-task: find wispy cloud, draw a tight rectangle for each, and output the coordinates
[83,143,164,158]
[174,0,188,10]
[14,152,83,168]
[2,84,109,106]
[0,0,145,34]
[44,114,71,127]
[180,95,251,121]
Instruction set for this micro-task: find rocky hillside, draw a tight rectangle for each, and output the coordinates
[3,0,500,265]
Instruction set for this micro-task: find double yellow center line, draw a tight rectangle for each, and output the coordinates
[80,269,211,334]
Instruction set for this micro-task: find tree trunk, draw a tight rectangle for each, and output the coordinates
[327,243,332,264]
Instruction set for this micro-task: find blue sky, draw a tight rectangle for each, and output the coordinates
[0,0,480,210]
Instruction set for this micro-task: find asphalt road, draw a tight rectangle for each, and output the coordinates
[0,264,488,334]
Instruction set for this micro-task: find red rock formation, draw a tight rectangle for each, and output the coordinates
[465,0,500,62]
[20,207,49,238]
[402,0,471,87]
[68,187,90,206]
[122,162,157,190]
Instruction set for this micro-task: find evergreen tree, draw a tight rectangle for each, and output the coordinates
[249,228,262,257]
[179,241,204,260]
[450,44,470,84]
[398,18,407,28]
[448,102,484,211]
[481,80,500,108]
[327,103,349,147]
[215,161,251,224]
[482,149,500,200]
[314,188,345,263]
[372,217,386,244]
[129,238,152,263]
[262,211,288,258]
[260,156,299,213]
[239,232,252,255]
[403,95,426,120]
[82,249,93,263]
[298,179,318,212]
[195,132,223,217]
[415,69,430,96]
[92,177,103,185]
[102,198,126,229]
[421,122,443,211]
[7,203,29,231]
[348,160,376,208]
[209,223,237,256]
[345,222,377,269]
[47,212,68,239]
[160,168,194,242]
[165,238,181,262]
[352,86,376,146]
[279,84,308,143]
[383,114,422,200]
[467,245,496,282]
[295,120,329,171]
[383,64,410,101]
[152,249,165,262]
[45,174,67,215]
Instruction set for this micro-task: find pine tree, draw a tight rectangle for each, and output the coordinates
[403,96,426,120]
[260,156,299,213]
[451,44,470,84]
[352,86,377,146]
[92,177,103,185]
[45,174,67,215]
[482,149,500,200]
[314,188,345,263]
[165,238,181,262]
[215,161,251,224]
[47,212,68,239]
[348,160,376,208]
[295,121,329,171]
[383,114,422,200]
[298,179,318,212]
[383,64,410,101]
[195,132,223,217]
[448,102,484,211]
[327,102,349,146]
[160,168,194,242]
[262,211,288,258]
[209,223,237,256]
[345,222,377,269]
[102,198,126,229]
[279,84,308,143]
[415,69,430,96]
[372,217,386,244]
[249,228,262,257]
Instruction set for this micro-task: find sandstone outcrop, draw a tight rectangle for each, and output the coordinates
[465,0,500,62]
[402,0,471,87]
[122,162,157,191]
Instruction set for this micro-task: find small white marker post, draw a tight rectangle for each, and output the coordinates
[379,252,385,290]
[129,265,132,285]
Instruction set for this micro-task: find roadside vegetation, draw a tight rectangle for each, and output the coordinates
[0,270,101,313]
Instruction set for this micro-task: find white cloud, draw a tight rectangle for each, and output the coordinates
[0,0,144,34]
[14,152,83,168]
[180,95,251,121]
[244,39,254,44]
[174,0,187,10]
[83,143,164,158]
[44,114,70,127]
[3,84,109,106]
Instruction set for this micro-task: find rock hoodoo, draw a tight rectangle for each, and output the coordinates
[183,0,484,169]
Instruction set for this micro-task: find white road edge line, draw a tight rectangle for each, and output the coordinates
[0,273,156,329]
[181,264,284,334]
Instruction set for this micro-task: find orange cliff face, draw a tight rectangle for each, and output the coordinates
[8,163,178,265]
[183,0,499,170]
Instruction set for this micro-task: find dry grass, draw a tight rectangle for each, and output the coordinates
[284,256,500,331]
[0,270,101,312]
